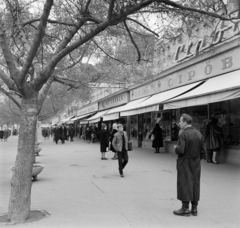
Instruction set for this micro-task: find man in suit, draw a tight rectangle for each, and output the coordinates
[174,113,205,216]
[112,124,128,178]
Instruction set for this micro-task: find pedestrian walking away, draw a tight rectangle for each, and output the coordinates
[110,123,118,160]
[0,128,3,142]
[99,123,109,160]
[53,125,60,144]
[149,123,163,153]
[174,113,205,217]
[68,125,75,142]
[112,124,129,178]
[3,128,9,142]
[59,124,67,144]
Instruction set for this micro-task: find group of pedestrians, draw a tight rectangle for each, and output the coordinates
[0,127,10,142]
[81,126,99,143]
[99,123,129,178]
[52,124,75,144]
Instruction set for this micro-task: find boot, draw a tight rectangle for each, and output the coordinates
[173,201,190,217]
[191,201,198,216]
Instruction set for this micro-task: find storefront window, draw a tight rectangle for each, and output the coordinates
[171,109,181,141]
[143,112,152,139]
[160,111,171,141]
[130,115,138,139]
[180,105,208,135]
[210,98,240,147]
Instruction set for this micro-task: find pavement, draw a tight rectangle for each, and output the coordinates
[0,135,240,228]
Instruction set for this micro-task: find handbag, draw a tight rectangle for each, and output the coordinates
[151,134,155,141]
[128,141,133,151]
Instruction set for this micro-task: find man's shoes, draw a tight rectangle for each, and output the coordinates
[207,160,213,163]
[212,160,219,164]
[102,158,108,160]
[191,206,198,216]
[120,174,124,178]
[173,208,190,217]
[112,157,118,160]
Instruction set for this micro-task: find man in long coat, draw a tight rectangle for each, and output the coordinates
[174,113,205,217]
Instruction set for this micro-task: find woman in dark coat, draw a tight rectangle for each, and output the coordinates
[110,123,118,160]
[59,124,67,144]
[54,126,60,144]
[149,123,163,153]
[85,127,91,143]
[0,128,3,141]
[204,117,222,164]
[99,124,109,160]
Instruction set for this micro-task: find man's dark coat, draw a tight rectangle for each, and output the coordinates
[175,127,205,201]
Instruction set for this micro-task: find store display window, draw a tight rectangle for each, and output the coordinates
[142,112,153,139]
[130,115,138,139]
[180,105,208,136]
[210,98,240,147]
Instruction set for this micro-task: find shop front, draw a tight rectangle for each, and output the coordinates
[98,89,129,134]
[77,102,98,137]
[120,81,203,149]
[163,69,240,165]
[118,37,240,164]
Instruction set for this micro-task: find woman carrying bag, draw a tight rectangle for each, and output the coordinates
[149,123,163,153]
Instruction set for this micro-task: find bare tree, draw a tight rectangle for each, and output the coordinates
[0,0,237,223]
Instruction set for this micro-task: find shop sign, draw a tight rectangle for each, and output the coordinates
[77,103,98,116]
[175,19,240,63]
[130,46,240,100]
[99,92,128,110]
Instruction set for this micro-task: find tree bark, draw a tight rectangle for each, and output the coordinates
[8,93,39,223]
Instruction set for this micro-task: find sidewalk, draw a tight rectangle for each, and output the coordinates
[0,135,240,228]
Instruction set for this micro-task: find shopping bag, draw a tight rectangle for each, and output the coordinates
[151,134,155,141]
[128,141,133,151]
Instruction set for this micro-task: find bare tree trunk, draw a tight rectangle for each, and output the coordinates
[8,94,38,223]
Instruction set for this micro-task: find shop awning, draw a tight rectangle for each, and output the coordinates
[79,112,97,124]
[120,81,203,116]
[80,119,89,125]
[86,110,110,124]
[102,112,120,121]
[163,70,240,110]
[102,97,150,120]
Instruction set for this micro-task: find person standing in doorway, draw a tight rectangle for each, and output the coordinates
[110,123,118,160]
[112,124,129,178]
[174,113,205,217]
[204,116,222,164]
[99,123,109,160]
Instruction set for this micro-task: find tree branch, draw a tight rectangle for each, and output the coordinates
[123,20,141,62]
[126,17,159,37]
[160,0,238,21]
[20,0,54,84]
[108,0,115,23]
[23,19,75,27]
[38,73,55,113]
[84,0,92,13]
[0,18,20,84]
[0,69,19,92]
[0,86,21,109]
[91,37,130,65]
